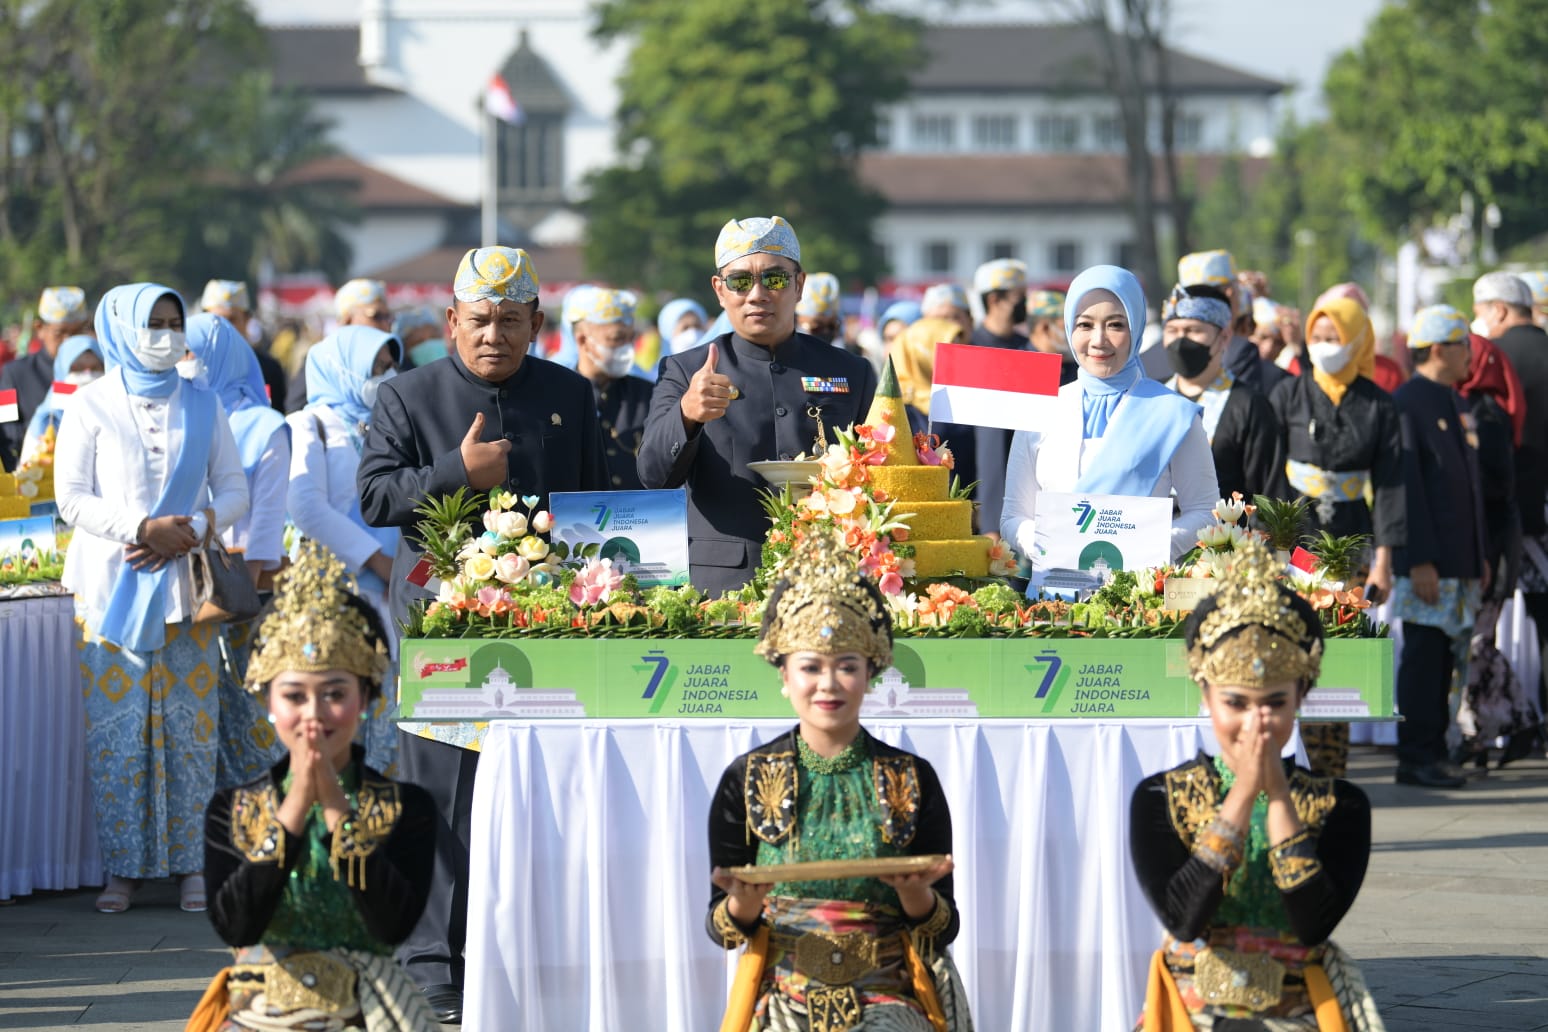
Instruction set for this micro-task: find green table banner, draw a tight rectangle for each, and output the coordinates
[398,636,1393,721]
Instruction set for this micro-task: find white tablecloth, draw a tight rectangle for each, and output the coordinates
[0,595,101,898]
[465,718,1294,1032]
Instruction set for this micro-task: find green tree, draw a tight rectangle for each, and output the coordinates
[174,75,358,288]
[583,0,922,298]
[0,0,352,304]
[1325,0,1548,255]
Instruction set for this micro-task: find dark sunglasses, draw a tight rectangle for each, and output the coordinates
[721,268,795,294]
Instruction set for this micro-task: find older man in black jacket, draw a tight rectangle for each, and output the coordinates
[356,246,607,1022]
[637,216,875,597]
[1391,306,1488,789]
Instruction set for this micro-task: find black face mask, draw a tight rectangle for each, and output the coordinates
[1165,335,1215,379]
[1010,299,1028,325]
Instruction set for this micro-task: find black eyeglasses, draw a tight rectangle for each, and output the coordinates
[721,268,796,294]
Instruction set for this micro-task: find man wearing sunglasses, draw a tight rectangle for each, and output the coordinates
[638,215,877,597]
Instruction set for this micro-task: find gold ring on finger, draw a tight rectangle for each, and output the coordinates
[727,385,740,400]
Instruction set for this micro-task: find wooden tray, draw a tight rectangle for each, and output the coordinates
[728,854,947,884]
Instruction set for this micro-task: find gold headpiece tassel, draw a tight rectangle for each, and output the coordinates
[755,527,892,670]
[1186,537,1323,688]
[245,540,391,691]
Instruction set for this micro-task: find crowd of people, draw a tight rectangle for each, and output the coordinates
[2,212,1545,1030]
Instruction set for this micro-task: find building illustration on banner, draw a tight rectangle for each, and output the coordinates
[863,665,980,718]
[410,658,587,718]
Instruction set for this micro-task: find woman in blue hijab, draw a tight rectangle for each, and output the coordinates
[286,325,402,772]
[185,313,292,789]
[54,282,250,914]
[658,297,708,357]
[20,334,103,461]
[1000,266,1219,591]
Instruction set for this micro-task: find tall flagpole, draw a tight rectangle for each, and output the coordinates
[481,108,498,247]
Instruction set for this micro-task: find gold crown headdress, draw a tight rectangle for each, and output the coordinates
[1186,537,1322,689]
[755,529,893,670]
[245,540,391,691]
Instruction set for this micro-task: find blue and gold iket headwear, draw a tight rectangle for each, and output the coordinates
[715,216,801,269]
[795,273,840,318]
[454,247,540,305]
[38,287,87,325]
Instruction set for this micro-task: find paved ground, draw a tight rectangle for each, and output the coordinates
[1,745,1545,1030]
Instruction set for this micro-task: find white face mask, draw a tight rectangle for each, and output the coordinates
[360,367,396,409]
[669,327,702,355]
[600,345,635,378]
[1307,341,1353,375]
[245,318,264,345]
[176,356,204,381]
[134,328,186,372]
[64,370,101,387]
[1470,316,1491,338]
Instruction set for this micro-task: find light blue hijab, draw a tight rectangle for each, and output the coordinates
[1066,265,1199,496]
[93,282,219,653]
[186,313,287,474]
[302,325,400,592]
[657,298,707,343]
[698,310,733,346]
[95,283,186,399]
[304,326,401,431]
[879,300,922,334]
[24,335,101,446]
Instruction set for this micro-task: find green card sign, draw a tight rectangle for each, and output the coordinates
[398,637,1393,721]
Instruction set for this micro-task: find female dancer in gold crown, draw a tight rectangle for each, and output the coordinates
[1129,538,1385,1031]
[707,530,973,1032]
[188,541,437,1031]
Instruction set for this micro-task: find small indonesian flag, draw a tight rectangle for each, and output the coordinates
[406,557,443,596]
[0,389,17,423]
[484,73,523,125]
[929,343,1063,432]
[51,381,77,396]
[1287,547,1318,574]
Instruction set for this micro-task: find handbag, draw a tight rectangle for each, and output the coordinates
[190,508,263,624]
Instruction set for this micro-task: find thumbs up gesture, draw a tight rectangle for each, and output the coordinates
[680,343,739,428]
[461,411,512,491]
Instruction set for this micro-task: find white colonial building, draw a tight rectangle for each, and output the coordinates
[257,3,1283,290]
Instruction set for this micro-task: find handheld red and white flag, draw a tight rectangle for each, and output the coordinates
[0,389,17,423]
[50,381,77,396]
[1287,546,1319,574]
[406,557,444,596]
[484,73,523,125]
[929,343,1063,432]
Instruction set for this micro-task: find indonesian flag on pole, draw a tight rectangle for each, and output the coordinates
[0,389,17,423]
[51,381,77,396]
[485,73,523,125]
[406,557,444,597]
[929,343,1063,432]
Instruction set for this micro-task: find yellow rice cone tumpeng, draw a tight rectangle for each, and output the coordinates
[865,355,918,466]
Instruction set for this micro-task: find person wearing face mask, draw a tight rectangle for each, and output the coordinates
[185,313,293,790]
[54,282,250,916]
[1,286,91,471]
[202,279,287,415]
[1389,306,1488,789]
[658,296,709,362]
[1001,266,1219,588]
[1177,250,1264,394]
[393,304,448,368]
[356,247,609,1021]
[287,325,403,780]
[794,271,842,345]
[1270,296,1404,607]
[920,281,973,342]
[19,334,103,464]
[572,286,652,490]
[1471,270,1548,720]
[1162,286,1287,503]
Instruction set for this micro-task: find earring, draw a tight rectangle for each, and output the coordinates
[266,714,277,725]
[780,685,790,698]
